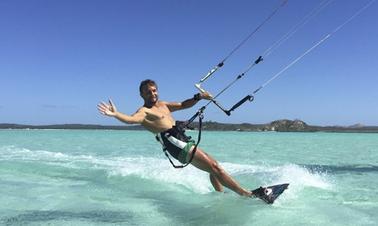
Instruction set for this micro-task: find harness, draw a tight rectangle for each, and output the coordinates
[156,109,204,168]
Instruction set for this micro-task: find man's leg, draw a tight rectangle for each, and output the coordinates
[210,174,223,192]
[189,147,252,197]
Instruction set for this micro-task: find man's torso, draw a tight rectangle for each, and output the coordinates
[141,101,176,133]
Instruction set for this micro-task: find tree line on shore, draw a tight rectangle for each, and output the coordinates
[1,119,378,133]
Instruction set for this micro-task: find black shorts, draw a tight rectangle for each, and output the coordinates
[156,126,195,164]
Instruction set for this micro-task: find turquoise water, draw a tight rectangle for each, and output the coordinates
[1,129,377,225]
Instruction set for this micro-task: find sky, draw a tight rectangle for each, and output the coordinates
[1,0,377,126]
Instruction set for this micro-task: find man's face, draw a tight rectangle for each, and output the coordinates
[141,84,158,104]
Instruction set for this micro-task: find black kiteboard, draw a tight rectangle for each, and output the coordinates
[251,183,289,204]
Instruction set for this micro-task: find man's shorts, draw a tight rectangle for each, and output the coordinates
[156,126,195,164]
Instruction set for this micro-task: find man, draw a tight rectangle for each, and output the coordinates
[97,79,253,197]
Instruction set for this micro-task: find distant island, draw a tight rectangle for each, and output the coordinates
[1,119,378,133]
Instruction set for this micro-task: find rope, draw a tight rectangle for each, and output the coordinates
[253,0,376,95]
[198,0,289,83]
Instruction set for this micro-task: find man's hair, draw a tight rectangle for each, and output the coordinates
[139,79,157,93]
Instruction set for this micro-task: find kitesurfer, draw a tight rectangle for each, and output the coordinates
[98,79,254,197]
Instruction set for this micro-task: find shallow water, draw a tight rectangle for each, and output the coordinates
[1,129,377,225]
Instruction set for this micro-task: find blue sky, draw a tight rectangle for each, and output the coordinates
[1,0,377,126]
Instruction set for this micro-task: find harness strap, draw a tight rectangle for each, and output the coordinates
[156,111,204,168]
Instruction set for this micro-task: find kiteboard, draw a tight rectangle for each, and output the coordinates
[251,183,289,204]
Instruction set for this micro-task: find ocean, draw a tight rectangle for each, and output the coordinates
[0,129,377,225]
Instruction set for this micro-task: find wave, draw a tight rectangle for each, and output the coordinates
[302,164,378,174]
[1,145,333,195]
[222,162,332,189]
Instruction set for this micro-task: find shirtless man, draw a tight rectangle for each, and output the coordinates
[97,79,253,197]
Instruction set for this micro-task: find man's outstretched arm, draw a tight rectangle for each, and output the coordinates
[165,92,212,112]
[97,99,146,124]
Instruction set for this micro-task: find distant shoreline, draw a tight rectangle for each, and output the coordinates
[1,120,378,133]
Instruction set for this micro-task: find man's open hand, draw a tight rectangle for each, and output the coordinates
[97,99,118,117]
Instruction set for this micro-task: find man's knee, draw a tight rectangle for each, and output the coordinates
[210,161,224,176]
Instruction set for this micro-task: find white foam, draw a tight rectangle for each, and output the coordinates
[222,161,332,190]
[214,161,333,204]
[256,163,333,202]
[1,145,332,196]
[274,164,332,190]
[1,145,95,165]
[0,146,213,193]
[221,162,277,175]
[109,157,213,194]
